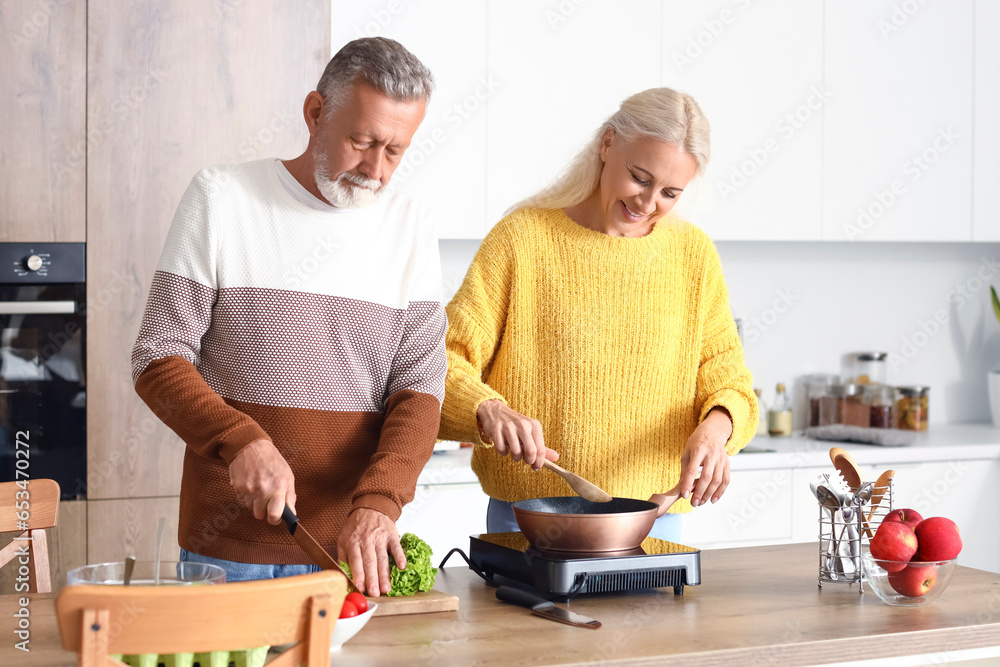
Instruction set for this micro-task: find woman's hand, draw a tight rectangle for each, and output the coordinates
[476,399,559,471]
[677,408,734,507]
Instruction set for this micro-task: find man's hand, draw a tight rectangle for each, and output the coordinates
[677,408,734,507]
[476,399,559,471]
[337,508,406,597]
[229,438,296,525]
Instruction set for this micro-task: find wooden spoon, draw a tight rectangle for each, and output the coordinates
[542,460,613,503]
[829,447,863,490]
[863,469,895,538]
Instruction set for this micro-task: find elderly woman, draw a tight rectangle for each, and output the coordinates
[438,87,756,540]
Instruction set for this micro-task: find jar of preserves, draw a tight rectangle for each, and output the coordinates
[866,385,896,429]
[897,386,929,431]
[842,352,888,385]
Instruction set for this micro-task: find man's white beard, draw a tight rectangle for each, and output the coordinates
[313,146,383,209]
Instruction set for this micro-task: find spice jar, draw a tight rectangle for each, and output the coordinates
[866,385,896,429]
[842,352,888,385]
[819,383,868,427]
[897,386,929,431]
[804,374,840,427]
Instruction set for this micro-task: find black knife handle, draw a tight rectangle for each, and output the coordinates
[496,585,552,609]
[281,505,298,535]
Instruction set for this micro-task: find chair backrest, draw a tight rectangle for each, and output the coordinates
[0,478,60,531]
[56,569,347,667]
[0,478,60,593]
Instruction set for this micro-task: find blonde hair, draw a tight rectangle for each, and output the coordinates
[510,88,710,213]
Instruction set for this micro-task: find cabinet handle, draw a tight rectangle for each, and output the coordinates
[0,301,76,314]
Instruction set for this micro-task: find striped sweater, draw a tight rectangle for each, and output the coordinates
[131,159,446,564]
[438,208,756,510]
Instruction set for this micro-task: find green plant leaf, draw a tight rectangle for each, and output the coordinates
[992,286,1000,326]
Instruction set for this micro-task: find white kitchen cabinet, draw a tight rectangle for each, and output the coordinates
[681,468,794,549]
[974,0,1000,241]
[660,0,824,240]
[331,1,490,239]
[485,0,662,229]
[822,0,974,241]
[396,482,490,567]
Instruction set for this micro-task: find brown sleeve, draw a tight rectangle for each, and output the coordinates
[350,389,440,521]
[135,355,270,463]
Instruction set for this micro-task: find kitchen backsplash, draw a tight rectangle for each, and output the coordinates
[440,239,1000,428]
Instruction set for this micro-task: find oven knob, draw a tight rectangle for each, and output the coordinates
[24,255,44,272]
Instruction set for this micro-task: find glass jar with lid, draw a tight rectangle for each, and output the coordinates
[819,383,869,427]
[842,352,888,385]
[804,373,840,427]
[897,386,929,431]
[865,385,896,429]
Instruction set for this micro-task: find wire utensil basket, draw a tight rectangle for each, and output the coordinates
[817,477,893,593]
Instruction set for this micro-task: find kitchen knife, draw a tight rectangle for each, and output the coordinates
[495,586,601,629]
[281,505,356,591]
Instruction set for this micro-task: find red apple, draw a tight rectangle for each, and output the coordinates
[883,508,924,530]
[887,563,938,597]
[870,521,918,572]
[914,517,963,561]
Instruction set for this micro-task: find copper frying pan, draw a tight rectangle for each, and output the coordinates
[512,494,679,553]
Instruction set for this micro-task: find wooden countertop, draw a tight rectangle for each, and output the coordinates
[5,543,1000,667]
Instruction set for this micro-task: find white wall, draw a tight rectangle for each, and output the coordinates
[442,239,1000,426]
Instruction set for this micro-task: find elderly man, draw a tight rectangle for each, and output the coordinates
[131,37,444,596]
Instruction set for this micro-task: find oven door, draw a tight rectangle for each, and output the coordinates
[0,282,87,500]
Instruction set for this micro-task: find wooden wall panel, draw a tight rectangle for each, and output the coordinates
[0,0,86,242]
[85,1,331,499]
[87,497,179,565]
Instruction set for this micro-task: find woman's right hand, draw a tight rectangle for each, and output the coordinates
[476,399,559,471]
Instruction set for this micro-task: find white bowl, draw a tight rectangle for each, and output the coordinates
[330,602,377,651]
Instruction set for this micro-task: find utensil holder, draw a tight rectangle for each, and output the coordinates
[817,479,893,593]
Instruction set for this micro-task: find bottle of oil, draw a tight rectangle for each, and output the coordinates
[768,382,793,437]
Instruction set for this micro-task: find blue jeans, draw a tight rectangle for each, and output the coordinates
[487,498,684,543]
[179,548,321,582]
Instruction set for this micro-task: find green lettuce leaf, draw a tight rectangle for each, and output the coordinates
[337,532,437,597]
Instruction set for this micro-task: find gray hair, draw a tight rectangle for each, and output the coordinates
[511,87,710,213]
[317,37,434,118]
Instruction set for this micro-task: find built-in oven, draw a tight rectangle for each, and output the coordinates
[0,243,86,500]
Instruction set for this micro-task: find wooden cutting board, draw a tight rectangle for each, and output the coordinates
[370,589,459,616]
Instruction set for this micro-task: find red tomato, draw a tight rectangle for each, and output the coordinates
[339,600,359,619]
[345,591,368,614]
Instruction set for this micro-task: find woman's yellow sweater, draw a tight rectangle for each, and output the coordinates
[438,208,757,513]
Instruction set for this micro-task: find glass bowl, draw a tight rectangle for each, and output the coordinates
[330,602,377,651]
[67,561,226,586]
[861,552,957,606]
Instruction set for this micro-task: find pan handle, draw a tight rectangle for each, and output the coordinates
[281,505,299,535]
[496,585,553,610]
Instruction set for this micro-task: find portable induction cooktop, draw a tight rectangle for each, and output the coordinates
[468,532,701,601]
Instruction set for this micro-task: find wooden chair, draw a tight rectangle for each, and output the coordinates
[0,478,60,593]
[55,569,347,667]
